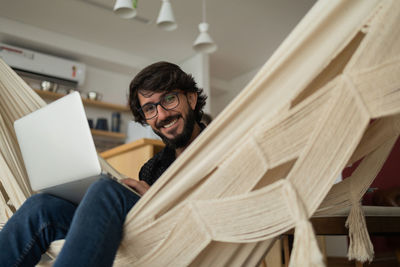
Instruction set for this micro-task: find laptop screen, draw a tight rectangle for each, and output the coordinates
[14,92,101,191]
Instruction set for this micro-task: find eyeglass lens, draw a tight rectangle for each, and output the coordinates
[141,93,179,119]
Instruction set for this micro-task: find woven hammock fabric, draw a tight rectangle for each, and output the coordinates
[1,0,400,266]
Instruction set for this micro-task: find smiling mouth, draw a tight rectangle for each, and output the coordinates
[162,118,178,129]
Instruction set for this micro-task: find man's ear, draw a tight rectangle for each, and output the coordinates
[187,92,197,110]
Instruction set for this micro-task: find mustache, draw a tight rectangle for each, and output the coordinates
[156,115,181,128]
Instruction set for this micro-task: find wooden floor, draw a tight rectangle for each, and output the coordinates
[327,254,399,267]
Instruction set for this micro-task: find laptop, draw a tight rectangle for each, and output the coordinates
[14,92,136,204]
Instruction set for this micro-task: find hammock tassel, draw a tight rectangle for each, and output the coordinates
[283,180,325,267]
[345,201,374,262]
[289,219,325,267]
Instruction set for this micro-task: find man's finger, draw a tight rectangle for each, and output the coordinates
[121,178,150,196]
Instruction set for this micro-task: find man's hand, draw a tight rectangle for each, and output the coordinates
[121,178,150,196]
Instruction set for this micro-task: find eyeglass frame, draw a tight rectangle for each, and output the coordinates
[139,91,183,120]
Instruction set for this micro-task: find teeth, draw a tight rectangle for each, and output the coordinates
[163,119,178,128]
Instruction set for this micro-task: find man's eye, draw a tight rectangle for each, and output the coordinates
[143,105,155,113]
[164,94,176,103]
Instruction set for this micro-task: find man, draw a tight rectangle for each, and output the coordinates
[0,61,207,267]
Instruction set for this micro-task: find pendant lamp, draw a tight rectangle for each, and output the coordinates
[193,0,217,54]
[114,0,137,19]
[157,0,177,31]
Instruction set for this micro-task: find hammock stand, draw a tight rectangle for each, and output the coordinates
[1,0,400,266]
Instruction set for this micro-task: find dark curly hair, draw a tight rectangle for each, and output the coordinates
[129,61,207,125]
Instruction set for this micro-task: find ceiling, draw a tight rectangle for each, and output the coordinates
[0,0,316,86]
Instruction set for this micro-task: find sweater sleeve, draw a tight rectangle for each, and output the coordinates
[138,146,176,186]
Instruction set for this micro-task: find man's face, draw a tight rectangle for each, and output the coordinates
[138,90,197,149]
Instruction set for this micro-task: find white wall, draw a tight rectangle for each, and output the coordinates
[81,65,132,105]
[211,66,261,118]
[180,53,211,114]
[81,65,135,134]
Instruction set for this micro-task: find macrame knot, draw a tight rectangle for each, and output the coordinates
[346,197,374,262]
[282,180,325,267]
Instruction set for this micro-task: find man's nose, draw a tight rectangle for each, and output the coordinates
[157,104,169,120]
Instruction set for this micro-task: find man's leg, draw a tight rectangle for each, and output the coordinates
[54,176,140,267]
[0,193,76,267]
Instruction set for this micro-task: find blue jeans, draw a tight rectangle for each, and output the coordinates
[0,176,140,267]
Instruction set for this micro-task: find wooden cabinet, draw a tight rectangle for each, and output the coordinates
[100,138,165,179]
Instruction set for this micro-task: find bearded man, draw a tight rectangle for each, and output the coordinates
[124,61,207,190]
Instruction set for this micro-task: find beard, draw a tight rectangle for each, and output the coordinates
[154,108,196,149]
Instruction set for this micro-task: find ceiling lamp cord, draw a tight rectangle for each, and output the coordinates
[193,0,217,54]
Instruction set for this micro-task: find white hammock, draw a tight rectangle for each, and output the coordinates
[1,0,400,266]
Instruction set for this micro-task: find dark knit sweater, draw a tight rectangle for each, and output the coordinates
[138,123,206,186]
[138,145,176,186]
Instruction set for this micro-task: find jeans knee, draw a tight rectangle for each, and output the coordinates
[83,176,139,216]
[23,193,76,220]
[25,194,61,210]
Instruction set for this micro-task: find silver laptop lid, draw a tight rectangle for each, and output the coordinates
[14,91,101,191]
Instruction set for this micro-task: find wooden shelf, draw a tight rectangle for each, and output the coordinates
[34,89,130,112]
[91,129,126,140]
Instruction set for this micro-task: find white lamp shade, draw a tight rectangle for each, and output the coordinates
[193,22,217,54]
[114,0,137,19]
[157,0,177,31]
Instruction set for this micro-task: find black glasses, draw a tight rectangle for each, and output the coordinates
[139,92,180,120]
